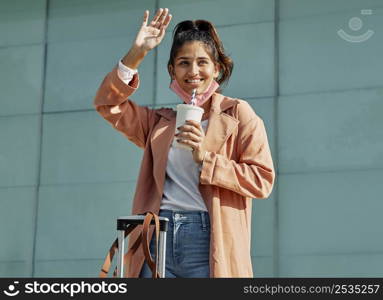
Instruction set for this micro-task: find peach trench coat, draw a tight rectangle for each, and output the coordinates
[93,65,275,278]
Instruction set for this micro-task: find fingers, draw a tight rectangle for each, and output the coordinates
[163,12,172,30]
[176,138,199,150]
[150,8,164,27]
[176,131,202,143]
[142,10,149,26]
[157,13,172,39]
[184,120,203,131]
[148,8,171,29]
[158,8,167,24]
[177,123,202,135]
[176,121,204,143]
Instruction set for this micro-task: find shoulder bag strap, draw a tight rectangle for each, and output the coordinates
[141,212,161,278]
[99,223,137,278]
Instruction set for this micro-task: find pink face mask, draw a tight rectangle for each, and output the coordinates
[169,79,220,106]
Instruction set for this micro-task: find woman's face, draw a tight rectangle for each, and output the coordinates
[170,41,220,95]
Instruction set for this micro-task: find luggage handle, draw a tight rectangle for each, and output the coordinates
[99,212,165,278]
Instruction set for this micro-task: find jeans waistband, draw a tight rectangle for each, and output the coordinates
[159,209,210,227]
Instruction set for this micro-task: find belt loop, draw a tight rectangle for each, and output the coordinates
[173,211,177,223]
[200,212,206,231]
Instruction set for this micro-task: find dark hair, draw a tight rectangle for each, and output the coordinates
[167,20,233,92]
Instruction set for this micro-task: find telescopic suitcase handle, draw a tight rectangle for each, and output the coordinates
[99,212,169,278]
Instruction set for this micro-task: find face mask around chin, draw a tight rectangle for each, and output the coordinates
[169,79,220,106]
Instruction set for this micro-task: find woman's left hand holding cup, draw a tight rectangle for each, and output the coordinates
[175,120,207,165]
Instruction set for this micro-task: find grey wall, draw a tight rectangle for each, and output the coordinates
[0,0,382,277]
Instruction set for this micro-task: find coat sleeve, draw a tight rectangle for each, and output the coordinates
[199,115,275,199]
[93,65,155,149]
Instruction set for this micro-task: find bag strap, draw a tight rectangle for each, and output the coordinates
[99,223,137,278]
[99,212,161,278]
[141,212,161,278]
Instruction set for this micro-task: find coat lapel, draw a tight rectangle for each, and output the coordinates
[150,109,176,195]
[150,93,239,198]
[204,93,239,153]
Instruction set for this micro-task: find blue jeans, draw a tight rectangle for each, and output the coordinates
[139,209,210,278]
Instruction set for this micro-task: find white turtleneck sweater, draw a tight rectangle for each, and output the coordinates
[116,59,208,211]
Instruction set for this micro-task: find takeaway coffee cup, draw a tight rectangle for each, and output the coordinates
[173,104,204,150]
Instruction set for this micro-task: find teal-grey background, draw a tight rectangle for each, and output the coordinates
[1,0,382,277]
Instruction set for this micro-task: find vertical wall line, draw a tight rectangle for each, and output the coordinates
[273,0,281,277]
[152,0,160,108]
[31,0,50,277]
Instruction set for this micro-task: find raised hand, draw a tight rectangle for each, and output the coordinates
[133,8,172,52]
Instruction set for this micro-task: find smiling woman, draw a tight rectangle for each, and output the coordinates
[167,19,233,93]
[93,8,275,278]
[168,41,220,119]
[170,41,220,93]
